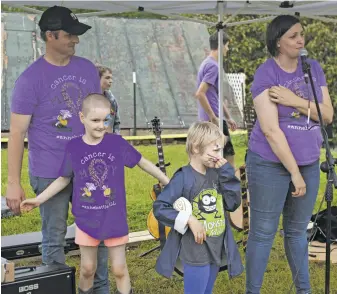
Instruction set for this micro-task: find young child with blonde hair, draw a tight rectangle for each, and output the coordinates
[153,121,243,294]
[21,93,169,294]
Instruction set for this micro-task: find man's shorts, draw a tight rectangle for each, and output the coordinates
[222,120,235,157]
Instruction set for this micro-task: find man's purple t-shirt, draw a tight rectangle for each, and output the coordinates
[11,56,101,178]
[197,56,220,121]
[59,134,142,239]
[249,58,326,165]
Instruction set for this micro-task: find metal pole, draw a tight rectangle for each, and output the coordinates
[133,72,137,136]
[218,1,224,133]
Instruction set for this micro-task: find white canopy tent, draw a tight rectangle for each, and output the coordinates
[4,1,337,17]
[3,0,337,131]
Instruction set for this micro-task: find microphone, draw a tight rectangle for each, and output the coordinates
[299,48,308,64]
[299,48,309,83]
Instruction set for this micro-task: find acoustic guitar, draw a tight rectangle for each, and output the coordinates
[147,117,171,247]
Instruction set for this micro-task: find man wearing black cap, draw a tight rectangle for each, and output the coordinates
[6,6,109,294]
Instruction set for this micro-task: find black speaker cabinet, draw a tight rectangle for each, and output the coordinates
[1,264,76,294]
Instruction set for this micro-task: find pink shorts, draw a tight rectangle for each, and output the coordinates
[75,226,129,247]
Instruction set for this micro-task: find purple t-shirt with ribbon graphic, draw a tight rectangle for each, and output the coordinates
[249,58,327,165]
[59,134,141,240]
[11,56,101,178]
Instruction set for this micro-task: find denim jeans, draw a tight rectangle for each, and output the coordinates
[30,174,110,294]
[245,151,319,294]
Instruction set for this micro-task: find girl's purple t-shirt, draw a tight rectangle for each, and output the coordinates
[59,134,141,240]
[249,58,327,165]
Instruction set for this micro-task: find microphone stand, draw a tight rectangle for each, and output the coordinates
[302,60,337,294]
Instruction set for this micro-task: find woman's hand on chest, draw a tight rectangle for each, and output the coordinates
[269,85,301,107]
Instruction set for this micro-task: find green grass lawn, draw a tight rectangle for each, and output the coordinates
[1,133,337,293]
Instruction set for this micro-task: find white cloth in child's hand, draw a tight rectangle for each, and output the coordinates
[173,197,192,215]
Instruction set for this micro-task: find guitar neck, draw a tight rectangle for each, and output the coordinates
[155,135,166,175]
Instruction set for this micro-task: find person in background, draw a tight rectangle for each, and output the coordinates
[97,65,121,134]
[195,32,238,168]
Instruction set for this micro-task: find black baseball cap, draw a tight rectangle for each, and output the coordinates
[38,6,91,35]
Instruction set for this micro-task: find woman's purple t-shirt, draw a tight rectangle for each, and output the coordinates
[249,58,327,165]
[59,134,141,240]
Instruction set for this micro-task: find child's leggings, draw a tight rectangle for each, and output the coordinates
[183,262,220,294]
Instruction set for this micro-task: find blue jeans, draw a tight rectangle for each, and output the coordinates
[30,175,110,294]
[245,151,319,294]
[183,263,220,294]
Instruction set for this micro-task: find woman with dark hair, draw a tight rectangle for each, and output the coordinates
[97,65,121,134]
[245,15,333,294]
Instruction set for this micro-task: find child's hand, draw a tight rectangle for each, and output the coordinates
[214,157,227,169]
[20,198,41,213]
[187,216,206,244]
[207,154,227,168]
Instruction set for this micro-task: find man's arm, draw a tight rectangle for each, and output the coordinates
[195,82,218,125]
[223,102,237,131]
[223,102,231,120]
[222,81,238,131]
[6,113,32,215]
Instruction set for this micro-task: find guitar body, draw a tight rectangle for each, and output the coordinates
[147,209,171,239]
[147,117,171,244]
[148,183,171,238]
[150,183,161,202]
